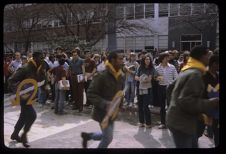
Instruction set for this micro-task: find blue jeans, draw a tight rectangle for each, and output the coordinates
[38,87,47,105]
[125,81,136,104]
[90,121,114,148]
[54,83,66,113]
[169,127,198,148]
[138,88,152,125]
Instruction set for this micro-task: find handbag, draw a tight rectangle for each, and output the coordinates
[58,80,70,90]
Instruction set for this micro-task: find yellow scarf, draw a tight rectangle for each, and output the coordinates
[181,57,207,74]
[105,60,122,80]
[28,59,42,74]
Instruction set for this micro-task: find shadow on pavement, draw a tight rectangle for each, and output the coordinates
[134,127,161,148]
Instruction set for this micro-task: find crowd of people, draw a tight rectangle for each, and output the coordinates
[4,46,219,148]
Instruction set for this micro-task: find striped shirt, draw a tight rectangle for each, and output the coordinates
[155,63,178,86]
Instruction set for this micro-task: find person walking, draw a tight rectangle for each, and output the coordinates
[8,52,45,148]
[166,45,219,148]
[81,51,124,148]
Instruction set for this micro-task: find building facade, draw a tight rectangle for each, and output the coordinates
[3,3,219,53]
[168,3,218,51]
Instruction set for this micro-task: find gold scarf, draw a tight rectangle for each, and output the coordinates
[28,59,42,74]
[105,60,122,80]
[181,57,207,74]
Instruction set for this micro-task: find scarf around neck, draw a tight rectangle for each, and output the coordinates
[28,59,42,74]
[105,60,122,80]
[181,57,207,74]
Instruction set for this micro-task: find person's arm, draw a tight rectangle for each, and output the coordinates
[81,64,86,81]
[175,73,219,115]
[172,65,178,80]
[87,74,110,110]
[8,61,14,73]
[8,66,27,93]
[90,68,97,77]
[135,66,140,81]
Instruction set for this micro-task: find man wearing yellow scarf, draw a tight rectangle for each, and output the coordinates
[81,51,124,148]
[8,52,45,148]
[166,45,219,148]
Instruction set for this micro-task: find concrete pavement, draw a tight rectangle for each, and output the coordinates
[4,95,215,149]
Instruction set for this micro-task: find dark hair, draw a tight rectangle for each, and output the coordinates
[140,55,153,70]
[102,55,107,62]
[32,51,43,59]
[107,52,118,63]
[209,55,219,67]
[56,54,62,60]
[58,58,65,65]
[158,52,169,63]
[72,49,80,56]
[49,54,55,62]
[190,45,208,60]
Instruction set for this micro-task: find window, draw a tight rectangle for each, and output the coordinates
[36,23,41,29]
[180,3,191,16]
[180,34,202,51]
[47,23,52,28]
[4,23,13,32]
[54,20,59,27]
[135,4,144,19]
[145,3,154,18]
[22,19,32,29]
[159,3,168,17]
[192,3,204,15]
[205,4,217,14]
[181,35,201,41]
[59,20,65,26]
[116,6,124,19]
[170,3,178,16]
[126,4,134,20]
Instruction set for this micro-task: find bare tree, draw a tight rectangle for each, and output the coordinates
[4,4,46,53]
[169,3,218,33]
[40,4,153,50]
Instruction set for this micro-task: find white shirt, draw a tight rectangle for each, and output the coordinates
[97,61,106,72]
[155,63,178,86]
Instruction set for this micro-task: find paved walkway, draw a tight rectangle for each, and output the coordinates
[4,94,215,149]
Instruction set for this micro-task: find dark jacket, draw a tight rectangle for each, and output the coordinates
[8,61,46,105]
[166,68,217,135]
[87,69,124,123]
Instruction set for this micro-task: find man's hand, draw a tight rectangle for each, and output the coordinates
[209,97,219,108]
[156,76,164,81]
